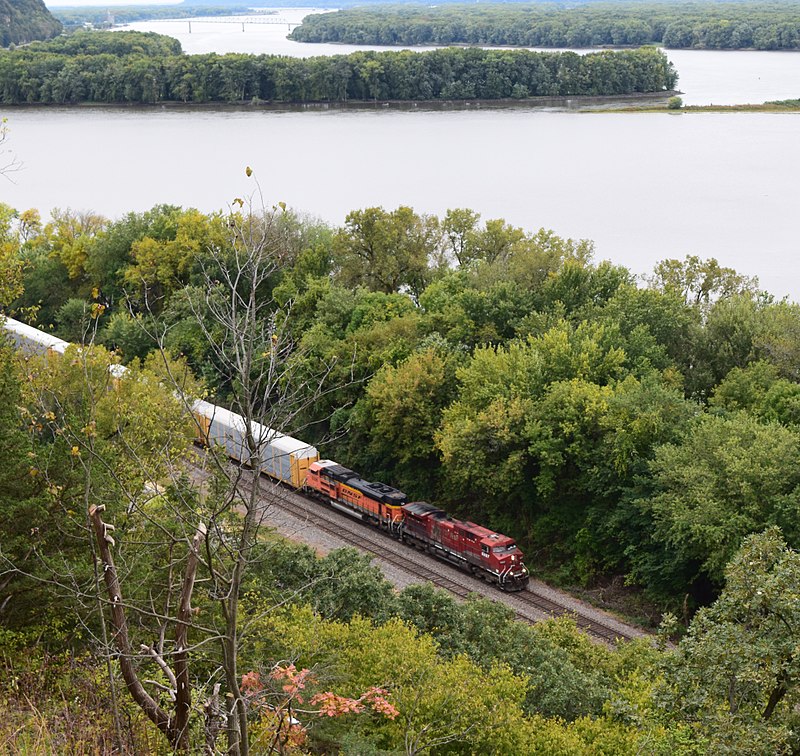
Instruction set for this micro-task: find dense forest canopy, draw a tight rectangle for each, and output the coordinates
[0,30,677,104]
[4,195,800,751]
[4,199,799,613]
[0,0,62,47]
[290,2,800,50]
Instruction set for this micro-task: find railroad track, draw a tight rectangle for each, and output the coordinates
[240,474,643,646]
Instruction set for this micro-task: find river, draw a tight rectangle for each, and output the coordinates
[2,10,799,300]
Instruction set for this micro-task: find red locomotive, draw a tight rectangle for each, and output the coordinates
[402,502,529,591]
[305,459,530,591]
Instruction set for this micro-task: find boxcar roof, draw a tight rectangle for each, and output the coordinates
[4,316,69,352]
[191,399,317,458]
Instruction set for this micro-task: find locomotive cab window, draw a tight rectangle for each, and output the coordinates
[481,545,489,556]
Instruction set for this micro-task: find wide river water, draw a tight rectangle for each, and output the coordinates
[2,9,799,299]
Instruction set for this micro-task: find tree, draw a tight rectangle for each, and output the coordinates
[0,337,210,749]
[247,608,531,754]
[332,206,439,297]
[0,203,25,304]
[88,502,205,751]
[659,528,800,752]
[353,348,457,497]
[146,188,343,755]
[441,207,480,267]
[638,413,800,594]
[4,184,343,753]
[648,255,757,306]
[0,342,49,629]
[45,208,108,281]
[122,208,228,307]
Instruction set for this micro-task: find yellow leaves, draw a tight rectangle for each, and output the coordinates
[71,446,80,457]
[81,421,97,438]
[124,209,229,295]
[233,197,244,208]
[28,466,39,477]
[245,166,253,177]
[90,303,106,319]
[44,209,107,279]
[0,236,24,302]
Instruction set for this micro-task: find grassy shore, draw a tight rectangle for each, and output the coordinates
[601,98,800,113]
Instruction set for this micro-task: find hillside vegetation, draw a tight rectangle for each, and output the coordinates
[5,199,799,613]
[290,2,800,50]
[4,197,800,752]
[0,0,62,47]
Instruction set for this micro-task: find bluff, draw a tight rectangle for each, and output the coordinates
[1,0,62,47]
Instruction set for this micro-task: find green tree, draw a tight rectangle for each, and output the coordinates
[332,206,440,296]
[441,207,480,267]
[659,527,800,752]
[0,342,50,630]
[639,413,800,593]
[353,348,457,496]
[247,607,531,754]
[648,255,757,306]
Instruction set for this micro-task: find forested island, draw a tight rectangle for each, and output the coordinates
[290,2,800,50]
[0,31,677,104]
[3,196,800,752]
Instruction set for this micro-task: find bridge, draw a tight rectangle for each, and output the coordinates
[145,16,299,32]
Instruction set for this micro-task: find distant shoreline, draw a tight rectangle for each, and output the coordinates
[603,101,800,113]
[6,95,799,113]
[0,91,679,112]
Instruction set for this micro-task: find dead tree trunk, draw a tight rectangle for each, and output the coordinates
[89,504,206,752]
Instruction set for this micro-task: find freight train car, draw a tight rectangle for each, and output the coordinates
[191,399,318,488]
[4,316,69,356]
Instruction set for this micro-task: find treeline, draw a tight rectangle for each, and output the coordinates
[0,30,677,105]
[290,2,800,50]
[5,200,800,617]
[5,199,800,751]
[0,0,62,47]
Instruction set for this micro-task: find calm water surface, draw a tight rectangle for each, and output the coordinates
[2,11,799,299]
[4,106,799,300]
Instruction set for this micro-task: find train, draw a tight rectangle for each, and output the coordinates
[3,316,530,591]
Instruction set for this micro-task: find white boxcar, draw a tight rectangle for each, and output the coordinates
[3,316,69,355]
[192,399,318,488]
